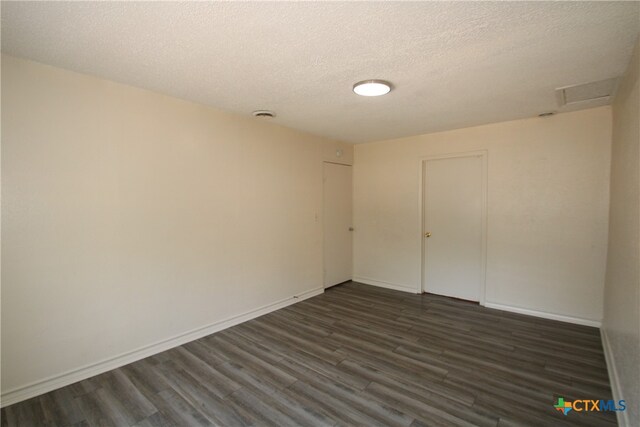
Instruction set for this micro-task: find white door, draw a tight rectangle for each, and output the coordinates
[323,162,353,288]
[422,154,485,301]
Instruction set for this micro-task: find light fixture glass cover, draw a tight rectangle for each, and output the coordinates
[353,80,392,96]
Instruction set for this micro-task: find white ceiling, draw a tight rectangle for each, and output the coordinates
[2,1,639,143]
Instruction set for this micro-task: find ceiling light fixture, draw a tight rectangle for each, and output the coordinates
[252,110,276,118]
[353,79,392,97]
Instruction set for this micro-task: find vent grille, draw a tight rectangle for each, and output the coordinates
[556,78,619,107]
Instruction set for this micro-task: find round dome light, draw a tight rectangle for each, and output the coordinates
[353,80,392,97]
[252,110,276,118]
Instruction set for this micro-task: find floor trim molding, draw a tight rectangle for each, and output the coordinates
[601,328,629,426]
[484,302,602,327]
[352,276,419,294]
[0,286,324,408]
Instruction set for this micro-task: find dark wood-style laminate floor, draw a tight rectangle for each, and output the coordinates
[2,282,616,427]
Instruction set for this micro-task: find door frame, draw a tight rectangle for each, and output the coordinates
[417,150,488,305]
[322,161,353,289]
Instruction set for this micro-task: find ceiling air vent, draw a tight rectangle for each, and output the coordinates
[556,78,619,107]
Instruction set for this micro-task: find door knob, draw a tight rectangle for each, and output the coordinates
[424,232,431,238]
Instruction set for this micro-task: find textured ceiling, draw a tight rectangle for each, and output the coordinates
[2,1,639,143]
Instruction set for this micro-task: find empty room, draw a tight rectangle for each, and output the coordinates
[1,1,639,426]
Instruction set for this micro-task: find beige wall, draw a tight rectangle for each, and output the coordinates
[603,39,639,427]
[354,107,612,324]
[0,55,351,402]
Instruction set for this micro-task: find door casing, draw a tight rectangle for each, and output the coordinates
[323,161,353,288]
[418,150,488,304]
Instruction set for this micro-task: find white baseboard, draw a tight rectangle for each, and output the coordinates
[601,328,629,427]
[0,287,324,408]
[352,276,420,294]
[484,302,602,327]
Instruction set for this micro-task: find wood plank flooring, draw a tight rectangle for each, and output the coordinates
[1,282,616,426]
